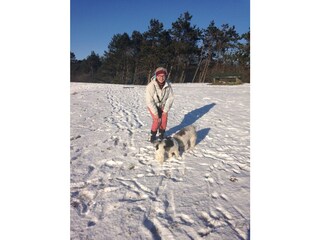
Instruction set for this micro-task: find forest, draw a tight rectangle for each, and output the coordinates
[70,12,250,85]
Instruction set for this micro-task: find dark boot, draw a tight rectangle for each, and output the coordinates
[159,129,165,140]
[150,131,157,143]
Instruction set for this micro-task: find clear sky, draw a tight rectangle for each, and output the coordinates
[71,0,250,60]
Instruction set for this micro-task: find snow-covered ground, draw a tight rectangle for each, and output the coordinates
[70,82,250,240]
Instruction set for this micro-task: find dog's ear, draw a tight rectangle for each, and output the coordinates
[164,138,174,148]
[154,142,160,150]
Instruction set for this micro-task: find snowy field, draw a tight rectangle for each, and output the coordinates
[70,82,250,239]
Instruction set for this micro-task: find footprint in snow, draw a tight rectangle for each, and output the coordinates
[113,137,119,146]
[198,211,226,229]
[178,213,195,225]
[87,221,96,227]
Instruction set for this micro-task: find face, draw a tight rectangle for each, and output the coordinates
[156,74,166,83]
[154,140,166,152]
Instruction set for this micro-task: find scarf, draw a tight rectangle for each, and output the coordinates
[156,80,165,89]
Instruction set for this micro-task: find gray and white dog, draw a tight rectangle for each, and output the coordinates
[154,125,197,164]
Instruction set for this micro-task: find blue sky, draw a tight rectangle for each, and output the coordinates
[71,0,250,60]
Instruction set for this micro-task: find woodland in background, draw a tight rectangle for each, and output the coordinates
[71,12,250,85]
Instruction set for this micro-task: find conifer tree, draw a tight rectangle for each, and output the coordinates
[170,12,201,83]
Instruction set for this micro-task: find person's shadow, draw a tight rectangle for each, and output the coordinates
[166,103,215,144]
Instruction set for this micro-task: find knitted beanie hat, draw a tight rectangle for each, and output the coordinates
[155,67,168,76]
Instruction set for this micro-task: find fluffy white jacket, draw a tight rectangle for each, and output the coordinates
[145,76,174,116]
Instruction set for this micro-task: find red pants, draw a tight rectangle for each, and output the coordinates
[148,107,167,132]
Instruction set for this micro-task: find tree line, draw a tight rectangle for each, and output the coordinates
[71,12,250,85]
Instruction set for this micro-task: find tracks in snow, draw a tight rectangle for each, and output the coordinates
[70,83,250,239]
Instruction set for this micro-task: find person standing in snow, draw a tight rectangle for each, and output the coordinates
[146,67,174,143]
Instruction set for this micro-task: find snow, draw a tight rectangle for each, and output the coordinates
[70,82,250,239]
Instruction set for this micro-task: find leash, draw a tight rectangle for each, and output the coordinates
[153,84,166,106]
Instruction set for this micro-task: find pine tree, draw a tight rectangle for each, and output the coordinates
[170,12,201,83]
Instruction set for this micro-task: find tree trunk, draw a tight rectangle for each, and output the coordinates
[179,68,185,83]
[192,58,202,83]
[125,58,131,84]
[132,63,138,85]
[167,66,173,80]
[192,46,204,83]
[199,59,208,83]
[199,48,212,83]
[91,66,94,82]
[147,69,151,83]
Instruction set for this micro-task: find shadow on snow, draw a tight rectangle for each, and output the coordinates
[166,103,216,144]
[196,128,211,145]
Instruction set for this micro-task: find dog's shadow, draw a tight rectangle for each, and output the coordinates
[195,128,211,145]
[166,103,215,145]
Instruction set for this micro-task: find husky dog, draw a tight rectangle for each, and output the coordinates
[154,125,197,163]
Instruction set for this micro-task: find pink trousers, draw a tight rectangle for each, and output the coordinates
[148,107,167,132]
